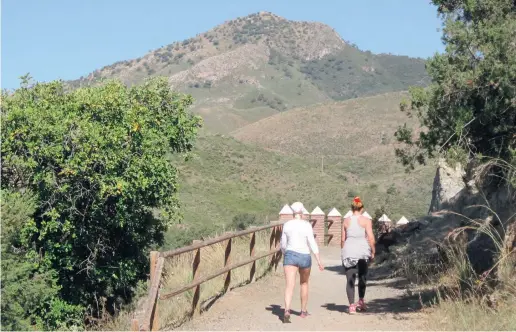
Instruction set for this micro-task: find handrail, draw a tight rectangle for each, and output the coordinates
[133,220,285,331]
[160,221,285,258]
[160,247,280,300]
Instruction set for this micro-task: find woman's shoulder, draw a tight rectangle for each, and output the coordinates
[358,215,372,225]
[283,219,297,227]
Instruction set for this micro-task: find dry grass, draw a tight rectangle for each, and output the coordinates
[100,229,278,331]
[400,207,516,331]
[425,292,516,331]
[157,230,275,330]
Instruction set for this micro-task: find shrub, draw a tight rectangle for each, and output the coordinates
[386,184,398,195]
[1,190,84,330]
[1,76,202,324]
[231,213,257,231]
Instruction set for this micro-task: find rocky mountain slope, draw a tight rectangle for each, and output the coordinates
[69,12,428,133]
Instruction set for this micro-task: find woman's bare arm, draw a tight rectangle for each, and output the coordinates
[364,218,376,258]
[341,218,349,248]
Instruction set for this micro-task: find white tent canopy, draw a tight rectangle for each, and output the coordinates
[343,210,353,218]
[279,204,293,215]
[328,208,342,217]
[302,207,309,215]
[362,211,372,220]
[378,214,391,222]
[311,206,325,216]
[397,216,410,225]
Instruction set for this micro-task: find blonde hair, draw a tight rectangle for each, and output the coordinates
[351,196,364,212]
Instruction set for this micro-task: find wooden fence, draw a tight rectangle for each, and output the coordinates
[131,221,285,331]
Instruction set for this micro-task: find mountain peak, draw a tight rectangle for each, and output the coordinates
[69,12,427,134]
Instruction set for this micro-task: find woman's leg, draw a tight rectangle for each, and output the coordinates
[345,266,358,304]
[284,265,298,312]
[357,259,369,300]
[299,267,311,312]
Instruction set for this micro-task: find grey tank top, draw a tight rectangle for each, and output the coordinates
[341,216,371,267]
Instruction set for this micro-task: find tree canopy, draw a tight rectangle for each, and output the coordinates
[395,0,516,170]
[1,76,201,328]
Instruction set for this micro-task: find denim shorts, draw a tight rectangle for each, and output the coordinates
[283,250,312,269]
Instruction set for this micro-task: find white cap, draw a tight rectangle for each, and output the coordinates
[290,202,305,214]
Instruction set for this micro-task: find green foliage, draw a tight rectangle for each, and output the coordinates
[300,49,427,100]
[231,213,258,230]
[386,184,398,195]
[372,206,389,238]
[1,190,84,331]
[1,76,201,323]
[250,93,287,111]
[395,0,516,170]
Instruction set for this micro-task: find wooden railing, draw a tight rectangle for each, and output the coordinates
[131,221,285,331]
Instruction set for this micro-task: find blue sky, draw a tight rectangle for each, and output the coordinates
[1,0,444,90]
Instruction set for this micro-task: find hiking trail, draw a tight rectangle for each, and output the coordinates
[176,247,429,331]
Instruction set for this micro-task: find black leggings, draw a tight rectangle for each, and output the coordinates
[344,259,368,304]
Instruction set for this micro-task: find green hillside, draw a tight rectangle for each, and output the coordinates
[165,133,435,249]
[61,12,434,249]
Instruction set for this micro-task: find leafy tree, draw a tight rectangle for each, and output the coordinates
[1,190,83,330]
[395,0,516,170]
[1,76,202,322]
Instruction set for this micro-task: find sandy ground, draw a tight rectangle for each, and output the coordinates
[174,246,430,331]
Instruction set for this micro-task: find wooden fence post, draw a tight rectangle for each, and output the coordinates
[249,232,256,282]
[150,251,159,283]
[192,248,201,317]
[223,238,232,293]
[149,251,159,331]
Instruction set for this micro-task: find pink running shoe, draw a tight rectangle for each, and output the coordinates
[357,299,367,311]
[300,311,310,318]
[348,303,357,314]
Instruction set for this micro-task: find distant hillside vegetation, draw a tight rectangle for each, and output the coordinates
[167,92,435,247]
[68,12,428,133]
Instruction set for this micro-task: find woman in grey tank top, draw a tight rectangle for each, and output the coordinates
[341,197,375,314]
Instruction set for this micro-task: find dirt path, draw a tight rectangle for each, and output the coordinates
[176,247,430,331]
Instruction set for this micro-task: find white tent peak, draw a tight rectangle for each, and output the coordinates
[328,208,342,217]
[279,204,293,215]
[343,210,353,218]
[362,211,372,219]
[379,214,391,222]
[311,206,325,216]
[397,216,410,225]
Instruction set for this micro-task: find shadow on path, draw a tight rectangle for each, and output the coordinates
[321,289,438,315]
[321,303,348,313]
[324,265,344,275]
[265,304,301,322]
[369,278,411,289]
